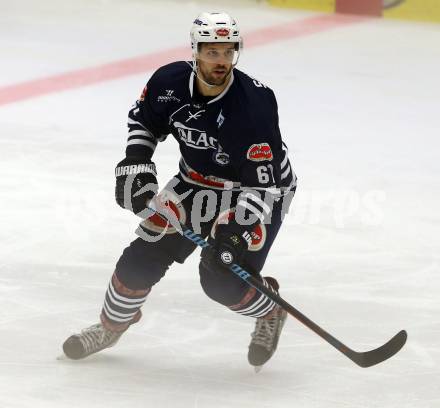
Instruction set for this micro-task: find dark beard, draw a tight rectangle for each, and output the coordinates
[199,66,232,86]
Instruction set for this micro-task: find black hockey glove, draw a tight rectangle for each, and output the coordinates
[202,222,252,273]
[115,157,158,214]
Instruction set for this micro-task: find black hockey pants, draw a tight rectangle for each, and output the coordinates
[102,175,294,329]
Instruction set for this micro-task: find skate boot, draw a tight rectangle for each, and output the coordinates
[63,323,124,360]
[248,277,288,370]
[248,304,288,371]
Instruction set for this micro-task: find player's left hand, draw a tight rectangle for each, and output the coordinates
[202,223,251,272]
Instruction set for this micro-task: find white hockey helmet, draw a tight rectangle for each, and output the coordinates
[190,12,243,66]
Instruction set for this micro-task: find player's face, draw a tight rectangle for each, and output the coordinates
[197,43,236,86]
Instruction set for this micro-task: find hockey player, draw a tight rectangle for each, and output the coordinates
[63,12,296,370]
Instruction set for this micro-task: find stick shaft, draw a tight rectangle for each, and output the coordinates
[142,206,406,367]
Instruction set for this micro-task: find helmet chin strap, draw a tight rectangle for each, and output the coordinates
[195,70,218,89]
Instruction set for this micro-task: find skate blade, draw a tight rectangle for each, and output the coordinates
[254,366,262,373]
[56,354,68,361]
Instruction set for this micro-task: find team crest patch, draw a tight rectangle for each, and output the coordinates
[212,144,230,166]
[246,143,273,162]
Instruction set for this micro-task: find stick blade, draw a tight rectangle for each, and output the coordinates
[350,330,407,368]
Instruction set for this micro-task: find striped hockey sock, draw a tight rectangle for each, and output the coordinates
[100,272,150,332]
[229,277,279,318]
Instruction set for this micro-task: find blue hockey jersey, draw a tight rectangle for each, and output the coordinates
[125,61,296,222]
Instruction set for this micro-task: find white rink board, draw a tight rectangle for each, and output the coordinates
[0,1,439,407]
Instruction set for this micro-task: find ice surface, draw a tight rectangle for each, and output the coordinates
[0,1,439,407]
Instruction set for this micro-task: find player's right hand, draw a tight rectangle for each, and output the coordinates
[115,157,158,214]
[201,222,251,273]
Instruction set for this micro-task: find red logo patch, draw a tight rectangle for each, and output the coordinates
[211,209,266,251]
[250,224,266,251]
[215,28,230,37]
[246,143,273,162]
[141,192,186,235]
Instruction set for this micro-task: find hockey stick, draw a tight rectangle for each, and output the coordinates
[139,205,407,368]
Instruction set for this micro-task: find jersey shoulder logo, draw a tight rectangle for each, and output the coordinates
[157,89,181,103]
[246,143,273,162]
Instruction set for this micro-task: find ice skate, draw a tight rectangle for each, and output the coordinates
[63,323,124,360]
[248,305,287,371]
